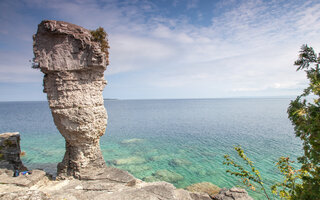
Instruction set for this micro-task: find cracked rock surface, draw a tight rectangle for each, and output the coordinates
[0,169,212,200]
[33,20,108,178]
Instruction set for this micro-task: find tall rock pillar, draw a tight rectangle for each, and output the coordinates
[33,20,108,178]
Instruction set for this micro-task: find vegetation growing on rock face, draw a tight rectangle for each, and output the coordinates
[90,27,109,57]
[223,45,320,200]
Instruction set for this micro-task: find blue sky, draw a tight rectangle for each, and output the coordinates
[1,0,320,101]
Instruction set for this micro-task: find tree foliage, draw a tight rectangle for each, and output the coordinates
[287,44,320,199]
[90,27,109,57]
[223,45,320,200]
[271,157,306,199]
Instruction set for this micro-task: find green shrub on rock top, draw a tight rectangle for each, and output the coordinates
[90,27,109,57]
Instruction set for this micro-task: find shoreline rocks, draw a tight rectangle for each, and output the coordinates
[0,132,27,171]
[213,187,254,200]
[0,131,253,200]
[0,167,212,200]
[186,182,221,198]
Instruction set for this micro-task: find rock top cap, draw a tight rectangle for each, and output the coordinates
[33,20,108,73]
[0,132,20,139]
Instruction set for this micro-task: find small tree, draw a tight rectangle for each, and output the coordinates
[224,45,320,200]
[90,27,109,57]
[287,44,320,199]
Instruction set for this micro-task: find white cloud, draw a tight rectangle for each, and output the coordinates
[1,0,320,98]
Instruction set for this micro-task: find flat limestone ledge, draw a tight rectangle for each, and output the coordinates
[0,166,254,200]
[0,167,212,200]
[0,169,46,187]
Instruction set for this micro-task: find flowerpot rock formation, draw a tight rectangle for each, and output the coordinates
[33,20,109,178]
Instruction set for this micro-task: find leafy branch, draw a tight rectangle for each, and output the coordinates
[223,146,271,200]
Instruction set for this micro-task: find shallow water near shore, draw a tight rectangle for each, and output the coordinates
[0,98,302,199]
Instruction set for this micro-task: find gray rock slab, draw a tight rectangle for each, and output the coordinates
[79,167,136,184]
[95,188,159,200]
[213,187,253,200]
[189,192,212,200]
[0,190,51,200]
[174,189,193,200]
[0,170,46,187]
[141,181,176,199]
[81,180,126,192]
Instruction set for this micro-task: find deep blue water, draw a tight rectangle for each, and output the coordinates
[0,98,302,199]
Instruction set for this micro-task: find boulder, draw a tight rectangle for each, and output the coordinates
[0,132,27,171]
[186,182,220,197]
[189,192,213,200]
[174,189,212,200]
[213,187,254,200]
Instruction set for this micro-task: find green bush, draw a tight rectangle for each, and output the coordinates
[90,27,109,57]
[286,44,320,199]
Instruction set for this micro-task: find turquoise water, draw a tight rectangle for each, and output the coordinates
[0,98,302,199]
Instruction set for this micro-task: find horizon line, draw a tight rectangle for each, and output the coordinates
[0,95,297,102]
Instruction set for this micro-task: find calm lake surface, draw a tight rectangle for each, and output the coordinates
[0,98,302,199]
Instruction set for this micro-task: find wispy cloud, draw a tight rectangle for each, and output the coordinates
[187,0,198,9]
[1,0,320,99]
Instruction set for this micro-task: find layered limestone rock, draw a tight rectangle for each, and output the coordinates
[0,132,27,171]
[33,20,108,178]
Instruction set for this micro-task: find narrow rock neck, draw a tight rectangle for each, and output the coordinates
[57,140,106,178]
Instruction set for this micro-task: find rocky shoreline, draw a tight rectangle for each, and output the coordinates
[0,132,253,200]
